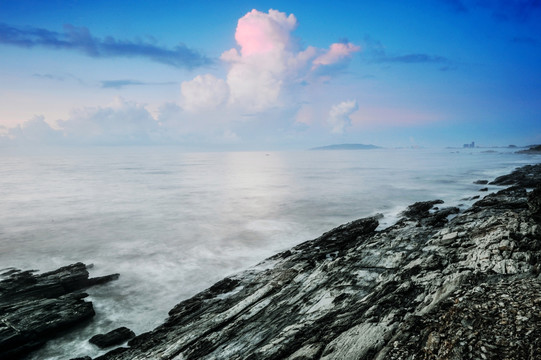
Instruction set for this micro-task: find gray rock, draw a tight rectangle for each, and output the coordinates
[90,327,136,348]
[0,262,119,359]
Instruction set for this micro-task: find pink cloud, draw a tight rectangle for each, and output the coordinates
[313,42,361,67]
[235,9,297,57]
[182,9,361,114]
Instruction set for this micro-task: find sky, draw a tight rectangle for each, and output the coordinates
[0,0,540,150]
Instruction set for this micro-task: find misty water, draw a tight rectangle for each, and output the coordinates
[0,147,538,359]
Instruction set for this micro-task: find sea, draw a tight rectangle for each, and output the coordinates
[0,146,538,359]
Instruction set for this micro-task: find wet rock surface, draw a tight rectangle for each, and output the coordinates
[85,163,541,360]
[90,327,135,349]
[0,262,119,359]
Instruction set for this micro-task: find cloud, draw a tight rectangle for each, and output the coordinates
[313,42,360,67]
[220,9,305,111]
[0,23,211,69]
[32,73,67,81]
[328,100,358,134]
[100,80,177,89]
[57,98,160,144]
[361,35,450,68]
[180,9,360,113]
[377,53,449,64]
[4,116,63,144]
[180,74,229,112]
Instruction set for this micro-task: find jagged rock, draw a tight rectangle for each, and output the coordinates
[400,199,444,220]
[0,263,119,359]
[92,163,541,360]
[490,163,541,187]
[90,327,136,348]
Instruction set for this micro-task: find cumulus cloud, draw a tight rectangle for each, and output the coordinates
[57,98,160,144]
[0,23,211,69]
[180,9,360,113]
[328,100,358,134]
[220,9,303,111]
[4,116,63,144]
[180,74,229,112]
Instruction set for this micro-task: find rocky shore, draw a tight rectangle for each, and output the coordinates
[94,163,541,360]
[0,263,119,359]
[3,163,541,359]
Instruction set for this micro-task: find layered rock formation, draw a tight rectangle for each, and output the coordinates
[87,163,541,360]
[0,262,119,359]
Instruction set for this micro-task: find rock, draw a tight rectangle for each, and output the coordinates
[0,263,119,359]
[474,180,489,185]
[479,187,488,191]
[51,164,541,360]
[400,200,444,220]
[490,164,541,187]
[90,327,136,348]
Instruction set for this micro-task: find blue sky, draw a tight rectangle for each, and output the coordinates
[1,0,540,149]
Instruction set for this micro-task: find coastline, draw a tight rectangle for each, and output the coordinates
[2,160,541,359]
[96,162,541,359]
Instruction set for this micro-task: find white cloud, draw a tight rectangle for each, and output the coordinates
[313,42,361,68]
[180,74,229,112]
[57,97,160,144]
[5,116,63,144]
[328,100,358,134]
[181,9,360,114]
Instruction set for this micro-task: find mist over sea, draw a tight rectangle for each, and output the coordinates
[0,146,537,359]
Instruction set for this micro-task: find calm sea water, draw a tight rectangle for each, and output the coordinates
[0,147,537,359]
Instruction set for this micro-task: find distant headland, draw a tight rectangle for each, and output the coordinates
[309,143,380,151]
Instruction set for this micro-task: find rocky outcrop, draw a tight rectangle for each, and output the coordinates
[87,163,541,360]
[0,262,119,359]
[90,327,136,349]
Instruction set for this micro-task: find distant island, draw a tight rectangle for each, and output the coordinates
[309,143,380,151]
[517,144,541,154]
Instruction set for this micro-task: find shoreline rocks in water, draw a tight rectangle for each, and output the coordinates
[0,262,119,359]
[87,163,540,360]
[90,327,136,349]
[5,163,541,360]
